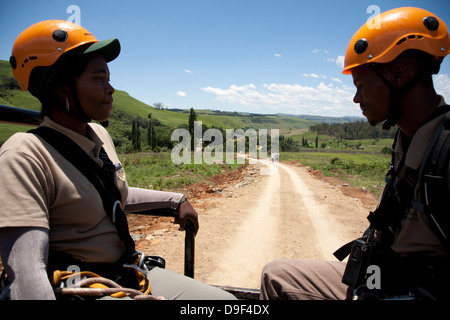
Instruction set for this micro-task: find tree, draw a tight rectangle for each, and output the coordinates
[154,102,164,110]
[188,108,197,150]
[147,113,156,150]
[131,119,141,151]
[301,137,310,147]
[309,120,396,140]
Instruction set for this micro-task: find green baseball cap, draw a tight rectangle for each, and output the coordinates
[82,38,121,62]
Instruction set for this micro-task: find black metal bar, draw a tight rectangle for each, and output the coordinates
[184,220,195,278]
[0,104,41,126]
[130,208,195,278]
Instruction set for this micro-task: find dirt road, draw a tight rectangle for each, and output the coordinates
[129,159,379,290]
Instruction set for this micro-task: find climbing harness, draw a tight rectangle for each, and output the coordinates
[51,251,156,299]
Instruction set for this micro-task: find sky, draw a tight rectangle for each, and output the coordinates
[1,0,450,117]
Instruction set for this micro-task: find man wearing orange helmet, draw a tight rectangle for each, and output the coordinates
[261,7,450,300]
[0,20,235,300]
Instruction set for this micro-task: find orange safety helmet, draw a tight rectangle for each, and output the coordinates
[10,20,120,90]
[342,7,450,74]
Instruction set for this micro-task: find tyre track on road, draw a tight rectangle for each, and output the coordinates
[206,161,282,288]
[278,162,346,260]
[143,160,371,290]
[207,160,349,288]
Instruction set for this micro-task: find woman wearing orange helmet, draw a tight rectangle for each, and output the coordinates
[0,20,234,300]
[9,20,120,127]
[261,7,450,300]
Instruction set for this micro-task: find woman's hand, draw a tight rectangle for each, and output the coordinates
[175,199,199,235]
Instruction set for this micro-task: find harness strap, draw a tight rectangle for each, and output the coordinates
[29,126,136,259]
[419,110,450,248]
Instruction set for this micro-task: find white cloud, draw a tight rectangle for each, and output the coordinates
[312,48,330,55]
[336,56,345,68]
[302,73,327,79]
[201,81,357,116]
[327,55,345,68]
[274,53,282,58]
[330,77,343,83]
[176,91,187,97]
[434,73,450,102]
[184,69,193,73]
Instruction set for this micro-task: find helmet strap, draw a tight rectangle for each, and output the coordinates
[66,81,92,124]
[370,64,423,130]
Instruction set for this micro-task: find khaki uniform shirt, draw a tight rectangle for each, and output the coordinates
[0,117,183,263]
[389,96,449,258]
[0,117,128,262]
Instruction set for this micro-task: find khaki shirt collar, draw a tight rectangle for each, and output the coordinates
[40,116,104,159]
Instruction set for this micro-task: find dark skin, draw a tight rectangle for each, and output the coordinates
[52,54,199,234]
[351,58,441,139]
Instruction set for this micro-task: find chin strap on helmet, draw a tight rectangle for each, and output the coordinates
[66,86,92,124]
[370,64,424,130]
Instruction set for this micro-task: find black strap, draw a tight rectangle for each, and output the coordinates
[371,107,450,242]
[419,109,450,248]
[29,126,135,259]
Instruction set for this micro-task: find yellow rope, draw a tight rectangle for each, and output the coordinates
[51,258,151,299]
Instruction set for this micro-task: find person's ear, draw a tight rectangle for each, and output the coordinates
[389,62,409,89]
[55,84,71,105]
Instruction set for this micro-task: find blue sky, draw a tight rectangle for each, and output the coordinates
[1,0,449,117]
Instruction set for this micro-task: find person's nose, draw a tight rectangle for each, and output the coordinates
[353,89,360,104]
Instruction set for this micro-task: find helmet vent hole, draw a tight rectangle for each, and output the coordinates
[396,37,407,45]
[396,35,422,46]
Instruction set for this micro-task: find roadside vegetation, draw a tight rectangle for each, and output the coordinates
[121,152,242,191]
[282,151,389,197]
